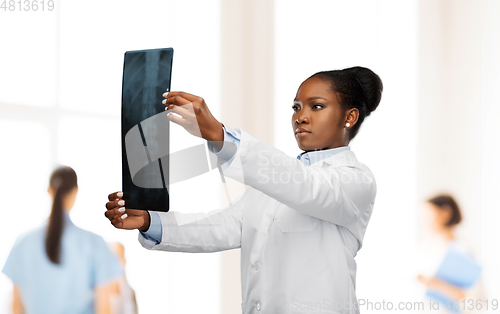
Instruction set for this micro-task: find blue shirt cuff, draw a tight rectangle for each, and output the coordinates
[139,211,162,244]
[207,123,240,163]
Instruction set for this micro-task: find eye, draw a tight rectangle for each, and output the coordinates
[312,103,324,109]
[292,104,300,111]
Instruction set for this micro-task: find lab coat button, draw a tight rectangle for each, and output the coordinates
[254,262,261,270]
[256,302,261,311]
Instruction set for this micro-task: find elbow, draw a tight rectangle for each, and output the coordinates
[339,201,361,228]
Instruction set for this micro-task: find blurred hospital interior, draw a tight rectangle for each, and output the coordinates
[0,0,499,313]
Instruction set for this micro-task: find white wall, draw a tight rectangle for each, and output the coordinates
[479,0,500,306]
[418,0,500,311]
[418,0,500,310]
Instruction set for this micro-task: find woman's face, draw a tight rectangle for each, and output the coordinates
[291,76,351,152]
[421,202,452,231]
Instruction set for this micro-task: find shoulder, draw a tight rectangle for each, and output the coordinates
[4,226,45,270]
[320,150,377,200]
[449,237,479,259]
[12,225,46,247]
[322,150,370,169]
[322,150,376,182]
[68,223,108,246]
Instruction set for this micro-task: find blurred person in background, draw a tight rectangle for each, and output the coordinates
[109,242,138,314]
[417,193,485,313]
[2,166,123,314]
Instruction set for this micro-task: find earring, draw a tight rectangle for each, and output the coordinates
[345,123,350,128]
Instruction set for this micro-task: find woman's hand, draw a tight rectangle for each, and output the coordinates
[417,274,466,300]
[163,91,224,146]
[104,192,150,231]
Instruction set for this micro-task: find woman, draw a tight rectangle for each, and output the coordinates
[109,242,138,314]
[105,66,382,314]
[3,166,123,314]
[417,194,485,313]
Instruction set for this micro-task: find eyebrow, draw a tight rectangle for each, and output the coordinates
[293,96,327,102]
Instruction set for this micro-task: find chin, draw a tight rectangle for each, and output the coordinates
[296,142,312,152]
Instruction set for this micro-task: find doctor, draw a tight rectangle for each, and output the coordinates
[105,66,383,314]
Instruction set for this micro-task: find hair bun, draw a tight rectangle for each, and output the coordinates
[348,66,383,116]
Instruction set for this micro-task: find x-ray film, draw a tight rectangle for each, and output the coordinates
[121,48,173,211]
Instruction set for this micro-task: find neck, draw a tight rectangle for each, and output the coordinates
[435,226,455,241]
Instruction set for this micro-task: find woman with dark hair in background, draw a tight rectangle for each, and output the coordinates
[106,66,382,314]
[3,166,123,314]
[417,194,485,314]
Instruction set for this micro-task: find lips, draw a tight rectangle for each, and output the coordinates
[295,127,311,138]
[295,127,310,134]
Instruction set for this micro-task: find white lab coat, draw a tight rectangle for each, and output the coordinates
[139,128,377,314]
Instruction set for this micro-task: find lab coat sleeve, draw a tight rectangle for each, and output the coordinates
[217,127,376,228]
[138,190,250,253]
[206,124,241,165]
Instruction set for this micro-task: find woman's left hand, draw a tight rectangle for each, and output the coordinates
[163,91,224,144]
[417,274,466,300]
[417,274,434,286]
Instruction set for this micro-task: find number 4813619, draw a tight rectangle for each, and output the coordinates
[1,0,55,11]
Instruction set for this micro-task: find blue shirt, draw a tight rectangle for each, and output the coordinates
[2,213,123,314]
[140,124,350,243]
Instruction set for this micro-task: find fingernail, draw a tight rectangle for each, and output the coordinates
[162,99,166,105]
[117,192,123,197]
[121,213,128,219]
[163,92,168,97]
[118,207,125,212]
[118,200,125,206]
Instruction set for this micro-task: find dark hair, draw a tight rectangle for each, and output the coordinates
[45,166,78,264]
[310,66,383,141]
[427,194,462,227]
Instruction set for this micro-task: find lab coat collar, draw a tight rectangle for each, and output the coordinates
[298,146,353,166]
[320,149,358,168]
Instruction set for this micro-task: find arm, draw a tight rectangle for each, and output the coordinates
[12,285,24,314]
[138,190,250,253]
[161,91,375,227]
[125,124,240,245]
[418,275,466,300]
[95,280,120,314]
[216,127,376,228]
[207,123,241,168]
[106,188,250,253]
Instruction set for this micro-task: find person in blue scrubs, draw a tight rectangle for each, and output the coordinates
[3,166,123,314]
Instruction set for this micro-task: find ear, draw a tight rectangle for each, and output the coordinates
[345,108,359,128]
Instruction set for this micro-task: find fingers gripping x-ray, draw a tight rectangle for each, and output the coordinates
[125,103,237,191]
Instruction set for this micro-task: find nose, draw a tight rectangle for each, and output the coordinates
[295,108,310,125]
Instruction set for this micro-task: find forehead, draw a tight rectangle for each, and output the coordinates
[295,76,335,101]
[423,202,439,211]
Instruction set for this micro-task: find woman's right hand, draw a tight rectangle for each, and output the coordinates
[105,192,150,231]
